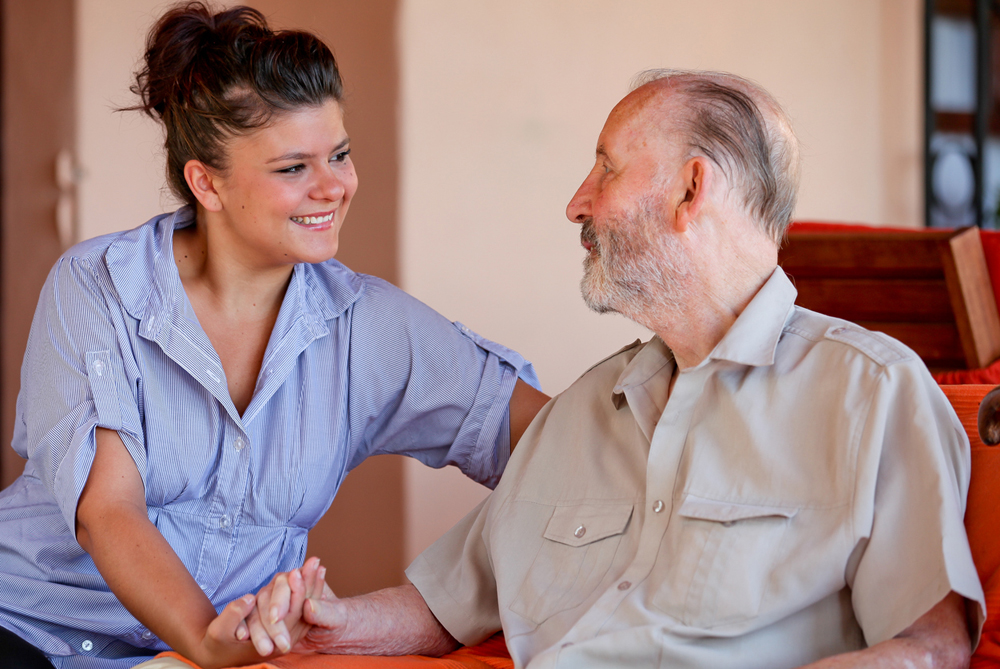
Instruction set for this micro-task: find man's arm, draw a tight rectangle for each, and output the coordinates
[799,592,971,669]
[296,584,459,657]
[509,379,549,452]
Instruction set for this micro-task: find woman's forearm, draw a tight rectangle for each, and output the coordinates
[300,584,459,657]
[77,428,265,669]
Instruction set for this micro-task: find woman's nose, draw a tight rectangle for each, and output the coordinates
[312,167,348,202]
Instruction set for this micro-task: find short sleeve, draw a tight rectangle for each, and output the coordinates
[14,255,145,533]
[406,496,501,646]
[848,360,986,647]
[346,278,539,488]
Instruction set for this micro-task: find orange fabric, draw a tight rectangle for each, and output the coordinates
[939,385,1000,666]
[153,633,513,669]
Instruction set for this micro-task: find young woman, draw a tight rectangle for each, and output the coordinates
[0,4,548,669]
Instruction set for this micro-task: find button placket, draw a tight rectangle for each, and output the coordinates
[559,368,712,645]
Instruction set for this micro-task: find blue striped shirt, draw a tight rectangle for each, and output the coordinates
[0,208,538,668]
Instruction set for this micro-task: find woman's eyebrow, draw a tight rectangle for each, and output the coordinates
[267,137,351,164]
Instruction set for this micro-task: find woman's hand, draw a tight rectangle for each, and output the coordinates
[244,557,331,656]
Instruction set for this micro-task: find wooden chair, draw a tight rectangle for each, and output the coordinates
[780,226,1000,371]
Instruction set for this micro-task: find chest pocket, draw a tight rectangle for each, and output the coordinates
[652,495,797,628]
[510,502,633,625]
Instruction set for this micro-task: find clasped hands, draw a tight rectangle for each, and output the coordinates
[213,556,344,661]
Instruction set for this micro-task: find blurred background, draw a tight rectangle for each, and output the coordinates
[1,0,931,594]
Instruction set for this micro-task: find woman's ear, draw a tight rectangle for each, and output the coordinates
[673,156,713,233]
[184,160,223,212]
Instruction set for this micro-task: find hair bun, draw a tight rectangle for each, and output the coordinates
[124,2,343,205]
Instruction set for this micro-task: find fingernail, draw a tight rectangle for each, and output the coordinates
[242,594,254,605]
[270,606,279,624]
[277,634,290,652]
[236,626,247,641]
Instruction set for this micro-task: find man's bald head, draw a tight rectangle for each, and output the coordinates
[626,69,800,243]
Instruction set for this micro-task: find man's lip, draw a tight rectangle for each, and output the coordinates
[582,240,594,252]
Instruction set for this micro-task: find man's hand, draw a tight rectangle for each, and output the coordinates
[298,584,459,657]
[243,557,329,656]
[798,592,972,668]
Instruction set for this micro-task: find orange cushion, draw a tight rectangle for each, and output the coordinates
[939,385,1000,665]
[154,633,512,669]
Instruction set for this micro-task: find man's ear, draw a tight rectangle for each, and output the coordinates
[184,159,223,212]
[674,156,713,233]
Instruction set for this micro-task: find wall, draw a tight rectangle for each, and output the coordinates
[397,0,924,563]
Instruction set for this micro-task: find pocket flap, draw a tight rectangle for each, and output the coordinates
[543,503,633,547]
[677,494,797,523]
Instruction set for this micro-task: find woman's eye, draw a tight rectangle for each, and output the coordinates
[278,164,305,174]
[331,148,351,164]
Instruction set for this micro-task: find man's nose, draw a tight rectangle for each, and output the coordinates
[566,174,595,224]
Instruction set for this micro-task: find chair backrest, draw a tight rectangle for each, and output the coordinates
[781,224,1000,371]
[939,384,1000,665]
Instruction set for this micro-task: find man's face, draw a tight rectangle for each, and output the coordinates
[567,91,690,317]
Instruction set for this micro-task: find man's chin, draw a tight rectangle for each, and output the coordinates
[580,280,622,315]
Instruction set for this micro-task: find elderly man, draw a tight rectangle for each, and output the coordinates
[143,70,986,668]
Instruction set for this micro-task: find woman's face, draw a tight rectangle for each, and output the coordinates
[206,99,358,269]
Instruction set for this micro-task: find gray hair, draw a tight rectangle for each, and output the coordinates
[630,69,801,242]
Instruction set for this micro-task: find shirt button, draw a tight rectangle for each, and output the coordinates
[141,630,154,640]
[722,520,735,527]
[234,437,245,451]
[81,640,93,651]
[652,500,665,513]
[198,583,208,591]
[573,525,586,538]
[219,514,231,529]
[617,581,632,591]
[92,360,104,377]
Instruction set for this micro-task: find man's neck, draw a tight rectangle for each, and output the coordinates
[640,229,779,371]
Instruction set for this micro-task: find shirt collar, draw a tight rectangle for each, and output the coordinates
[105,206,365,331]
[705,265,797,367]
[610,266,797,412]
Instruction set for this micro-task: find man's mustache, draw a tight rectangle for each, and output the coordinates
[580,219,599,251]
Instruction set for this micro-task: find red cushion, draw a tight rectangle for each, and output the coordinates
[939,385,1000,665]
[935,358,1000,385]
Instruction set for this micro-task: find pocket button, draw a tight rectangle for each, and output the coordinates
[574,525,586,538]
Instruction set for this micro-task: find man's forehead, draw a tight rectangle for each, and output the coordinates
[597,85,681,156]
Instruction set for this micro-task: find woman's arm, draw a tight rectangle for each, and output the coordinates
[76,428,308,668]
[508,379,549,452]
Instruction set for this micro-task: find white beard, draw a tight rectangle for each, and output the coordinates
[579,194,690,320]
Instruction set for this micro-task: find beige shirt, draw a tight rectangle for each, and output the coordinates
[407,267,987,669]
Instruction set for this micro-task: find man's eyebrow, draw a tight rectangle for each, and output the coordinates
[267,137,351,164]
[596,145,609,159]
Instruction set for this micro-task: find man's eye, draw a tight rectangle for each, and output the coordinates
[331,148,352,164]
[278,164,305,174]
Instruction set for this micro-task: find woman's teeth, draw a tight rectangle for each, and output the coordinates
[291,213,335,226]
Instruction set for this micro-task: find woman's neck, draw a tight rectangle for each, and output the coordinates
[173,213,292,318]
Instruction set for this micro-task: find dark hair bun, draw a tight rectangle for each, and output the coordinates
[128,2,343,205]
